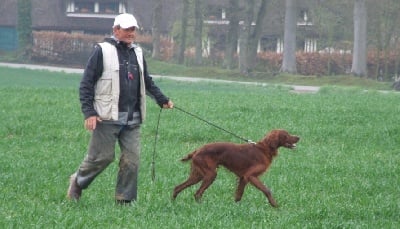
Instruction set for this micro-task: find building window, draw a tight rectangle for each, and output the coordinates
[66,1,75,12]
[75,1,93,13]
[101,3,118,14]
[66,1,126,16]
[221,8,226,20]
[298,10,313,26]
[206,5,223,20]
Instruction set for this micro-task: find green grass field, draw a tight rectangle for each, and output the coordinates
[0,66,399,228]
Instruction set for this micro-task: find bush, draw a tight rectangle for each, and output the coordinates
[32,31,103,66]
[367,50,400,80]
[257,50,400,79]
[257,51,353,76]
[31,31,174,67]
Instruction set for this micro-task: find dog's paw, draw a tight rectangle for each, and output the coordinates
[194,195,202,203]
[269,201,279,208]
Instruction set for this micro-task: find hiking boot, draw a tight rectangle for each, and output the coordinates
[116,199,132,206]
[67,173,82,200]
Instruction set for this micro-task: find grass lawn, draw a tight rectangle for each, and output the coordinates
[0,66,399,228]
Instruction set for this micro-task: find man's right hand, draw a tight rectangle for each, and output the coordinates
[84,116,102,130]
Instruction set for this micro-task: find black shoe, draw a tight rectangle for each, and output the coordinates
[116,199,132,206]
[67,173,82,201]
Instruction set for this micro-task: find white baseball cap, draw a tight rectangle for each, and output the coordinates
[113,13,139,29]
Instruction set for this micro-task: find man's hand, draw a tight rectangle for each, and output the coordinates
[163,100,174,109]
[84,116,102,130]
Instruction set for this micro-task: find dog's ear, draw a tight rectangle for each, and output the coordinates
[265,130,280,149]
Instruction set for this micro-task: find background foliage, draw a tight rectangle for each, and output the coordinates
[30,30,399,79]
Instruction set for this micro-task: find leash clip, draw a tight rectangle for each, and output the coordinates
[247,139,256,144]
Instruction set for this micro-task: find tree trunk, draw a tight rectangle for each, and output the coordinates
[151,0,162,60]
[395,36,400,80]
[194,0,203,65]
[379,0,399,80]
[247,0,269,71]
[281,0,297,74]
[17,0,32,59]
[351,0,367,77]
[223,0,240,70]
[239,0,255,75]
[178,0,189,64]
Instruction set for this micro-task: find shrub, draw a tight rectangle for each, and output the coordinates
[31,31,174,67]
[32,31,103,66]
[258,50,399,79]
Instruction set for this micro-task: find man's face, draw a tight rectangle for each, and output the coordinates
[114,26,136,45]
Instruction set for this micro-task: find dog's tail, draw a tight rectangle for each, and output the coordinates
[180,151,196,162]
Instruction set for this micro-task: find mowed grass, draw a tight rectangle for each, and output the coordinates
[0,66,399,228]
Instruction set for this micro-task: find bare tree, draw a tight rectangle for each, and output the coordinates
[194,0,203,65]
[178,0,190,64]
[281,0,297,74]
[369,0,400,80]
[223,0,240,70]
[239,0,255,75]
[247,0,269,71]
[152,0,162,59]
[17,0,32,59]
[351,0,367,77]
[311,0,353,75]
[238,0,269,75]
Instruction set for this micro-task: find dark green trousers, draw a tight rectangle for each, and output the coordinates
[75,123,141,201]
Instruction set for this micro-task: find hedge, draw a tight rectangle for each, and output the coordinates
[31,31,399,79]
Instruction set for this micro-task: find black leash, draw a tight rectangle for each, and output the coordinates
[174,105,255,144]
[151,108,163,182]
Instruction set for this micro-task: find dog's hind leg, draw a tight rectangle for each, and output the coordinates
[248,176,278,207]
[194,171,217,202]
[235,177,248,202]
[172,167,203,200]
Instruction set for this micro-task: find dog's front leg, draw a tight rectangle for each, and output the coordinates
[235,177,248,202]
[248,176,278,207]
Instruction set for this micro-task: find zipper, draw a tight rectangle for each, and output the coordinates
[126,49,132,125]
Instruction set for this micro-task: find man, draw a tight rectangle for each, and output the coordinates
[67,13,174,204]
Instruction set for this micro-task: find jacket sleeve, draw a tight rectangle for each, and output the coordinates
[79,44,104,119]
[142,57,169,107]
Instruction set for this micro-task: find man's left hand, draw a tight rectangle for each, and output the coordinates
[163,100,174,109]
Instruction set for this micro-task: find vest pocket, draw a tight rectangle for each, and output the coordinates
[95,75,112,95]
[94,95,113,120]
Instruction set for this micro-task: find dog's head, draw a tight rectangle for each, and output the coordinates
[264,129,300,149]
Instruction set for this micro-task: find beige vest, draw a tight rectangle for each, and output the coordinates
[94,42,146,122]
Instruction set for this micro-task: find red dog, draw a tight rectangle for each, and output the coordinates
[172,129,300,207]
